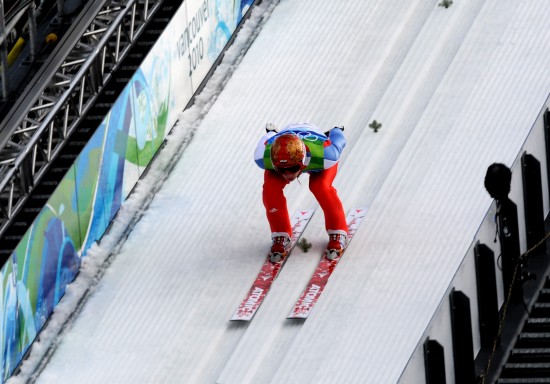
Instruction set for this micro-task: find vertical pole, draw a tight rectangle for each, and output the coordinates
[56,0,66,17]
[544,108,550,201]
[0,1,9,100]
[27,2,38,61]
[424,338,447,384]
[474,242,500,348]
[450,289,475,384]
[498,197,523,302]
[521,153,546,253]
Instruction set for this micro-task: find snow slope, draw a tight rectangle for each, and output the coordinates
[9,0,550,383]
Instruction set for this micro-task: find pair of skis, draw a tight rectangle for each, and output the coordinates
[231,207,367,321]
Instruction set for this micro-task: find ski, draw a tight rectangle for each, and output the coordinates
[288,208,367,319]
[231,209,315,321]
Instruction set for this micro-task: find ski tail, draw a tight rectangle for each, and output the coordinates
[288,208,367,319]
[231,208,315,321]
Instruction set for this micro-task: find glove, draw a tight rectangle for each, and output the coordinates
[265,123,278,133]
[324,126,344,136]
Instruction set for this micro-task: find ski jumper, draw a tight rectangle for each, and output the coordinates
[254,123,348,237]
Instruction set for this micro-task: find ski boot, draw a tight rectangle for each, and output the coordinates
[326,230,347,260]
[270,233,290,263]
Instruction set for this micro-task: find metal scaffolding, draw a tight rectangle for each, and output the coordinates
[0,0,162,238]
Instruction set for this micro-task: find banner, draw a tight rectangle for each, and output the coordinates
[0,0,256,381]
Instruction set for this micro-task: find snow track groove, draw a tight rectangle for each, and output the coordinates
[22,0,550,383]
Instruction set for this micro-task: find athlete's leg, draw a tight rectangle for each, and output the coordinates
[263,170,292,236]
[309,164,348,233]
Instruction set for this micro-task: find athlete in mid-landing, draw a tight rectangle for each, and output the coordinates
[254,122,348,262]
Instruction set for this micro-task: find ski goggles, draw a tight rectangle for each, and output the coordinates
[274,164,302,174]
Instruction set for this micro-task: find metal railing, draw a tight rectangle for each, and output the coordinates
[0,1,38,99]
[0,0,163,239]
[0,1,69,100]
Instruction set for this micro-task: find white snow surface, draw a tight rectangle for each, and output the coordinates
[9,0,550,383]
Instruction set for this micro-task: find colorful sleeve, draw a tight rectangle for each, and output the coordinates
[254,131,277,169]
[323,128,346,166]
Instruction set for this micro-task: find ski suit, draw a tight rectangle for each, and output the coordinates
[254,123,348,238]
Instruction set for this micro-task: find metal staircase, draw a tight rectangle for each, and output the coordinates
[497,276,550,383]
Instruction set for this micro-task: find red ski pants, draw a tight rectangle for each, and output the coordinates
[263,164,348,236]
